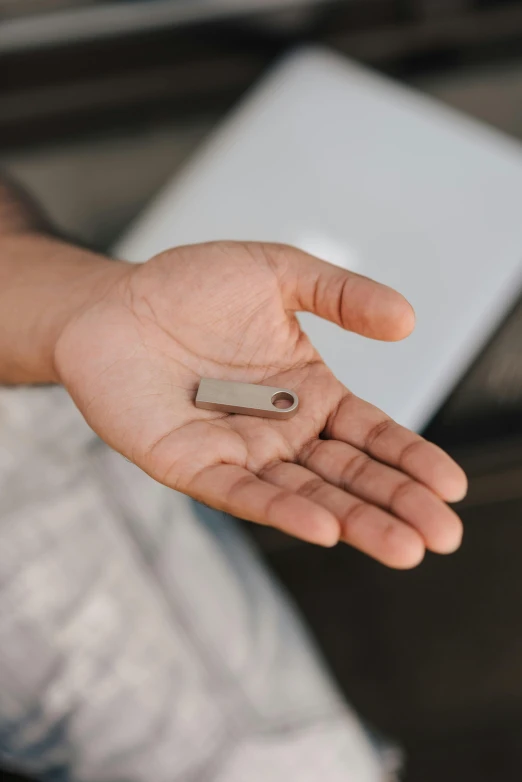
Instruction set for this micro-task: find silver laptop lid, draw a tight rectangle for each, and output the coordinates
[115,47,522,431]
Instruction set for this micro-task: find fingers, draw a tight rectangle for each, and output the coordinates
[326,394,468,503]
[266,243,415,341]
[260,461,425,569]
[300,439,463,555]
[186,463,340,547]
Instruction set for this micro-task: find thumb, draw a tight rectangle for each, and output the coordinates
[266,243,415,342]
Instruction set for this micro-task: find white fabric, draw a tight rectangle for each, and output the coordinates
[0,385,393,782]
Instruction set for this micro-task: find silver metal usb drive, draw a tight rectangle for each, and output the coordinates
[195,378,299,420]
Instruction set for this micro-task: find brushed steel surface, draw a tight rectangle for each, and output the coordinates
[195,378,299,419]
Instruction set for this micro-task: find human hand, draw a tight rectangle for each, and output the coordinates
[55,241,467,568]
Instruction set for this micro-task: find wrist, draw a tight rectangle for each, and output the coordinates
[0,231,132,384]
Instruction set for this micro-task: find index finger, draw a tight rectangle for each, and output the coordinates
[325,393,468,503]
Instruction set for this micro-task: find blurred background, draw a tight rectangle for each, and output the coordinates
[2,2,522,781]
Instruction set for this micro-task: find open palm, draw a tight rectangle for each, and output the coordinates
[56,241,466,568]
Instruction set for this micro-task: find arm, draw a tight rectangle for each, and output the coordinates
[0,174,467,567]
[0,175,128,384]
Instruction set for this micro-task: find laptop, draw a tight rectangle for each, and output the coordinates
[114,47,522,432]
